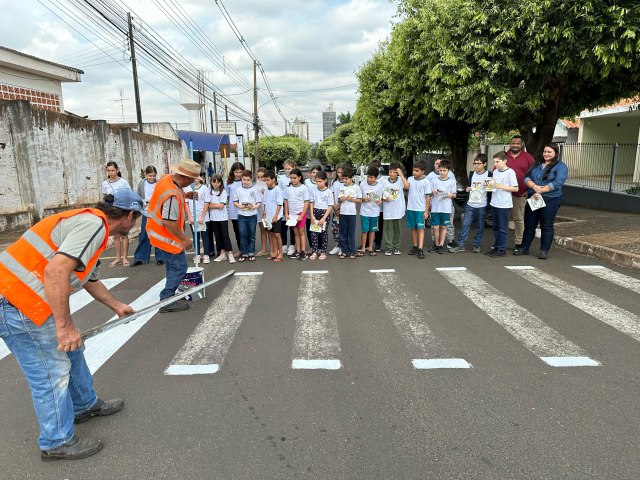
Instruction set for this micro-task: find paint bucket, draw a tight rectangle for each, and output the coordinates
[178,267,204,301]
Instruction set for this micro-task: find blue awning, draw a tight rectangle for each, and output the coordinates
[176,130,230,152]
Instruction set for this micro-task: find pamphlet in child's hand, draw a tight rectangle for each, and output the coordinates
[262,218,272,230]
[285,217,298,227]
[527,196,546,211]
[310,221,325,233]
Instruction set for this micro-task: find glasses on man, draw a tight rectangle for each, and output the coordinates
[473,162,483,165]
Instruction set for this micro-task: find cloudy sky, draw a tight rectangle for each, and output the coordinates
[3,0,397,142]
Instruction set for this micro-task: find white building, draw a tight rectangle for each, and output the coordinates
[290,117,309,141]
[322,103,336,139]
[0,46,83,113]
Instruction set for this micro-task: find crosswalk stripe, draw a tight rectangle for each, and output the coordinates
[291,271,341,370]
[574,265,640,295]
[165,274,262,375]
[373,271,471,369]
[506,266,640,343]
[440,268,598,367]
[0,277,128,362]
[84,279,165,373]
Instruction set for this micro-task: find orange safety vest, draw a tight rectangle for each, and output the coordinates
[0,208,109,326]
[146,174,185,254]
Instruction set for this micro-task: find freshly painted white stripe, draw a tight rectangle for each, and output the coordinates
[165,364,219,375]
[435,267,467,271]
[234,271,263,276]
[292,359,341,370]
[373,272,470,368]
[369,268,395,273]
[84,279,165,373]
[165,275,261,375]
[541,356,600,367]
[574,265,640,295]
[508,267,640,343]
[412,358,471,369]
[440,269,597,366]
[291,272,341,370]
[504,266,535,270]
[302,270,328,274]
[0,277,128,362]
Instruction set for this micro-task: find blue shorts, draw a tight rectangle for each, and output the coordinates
[430,212,450,226]
[405,210,425,229]
[360,215,379,232]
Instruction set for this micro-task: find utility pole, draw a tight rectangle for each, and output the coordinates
[224,104,229,122]
[127,12,143,133]
[213,92,219,133]
[253,60,259,171]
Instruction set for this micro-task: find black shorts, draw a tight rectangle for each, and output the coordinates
[270,219,283,233]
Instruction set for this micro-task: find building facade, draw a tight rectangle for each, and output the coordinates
[290,117,309,141]
[322,103,336,139]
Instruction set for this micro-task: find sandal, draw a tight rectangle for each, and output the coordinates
[368,251,377,256]
[109,259,122,267]
[122,260,130,267]
[256,251,268,256]
[339,254,347,260]
[309,252,317,260]
[248,256,256,262]
[356,250,364,257]
[318,253,327,260]
[273,257,284,263]
[238,257,246,263]
[349,254,357,259]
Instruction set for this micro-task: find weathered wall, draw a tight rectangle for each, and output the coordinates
[0,100,187,232]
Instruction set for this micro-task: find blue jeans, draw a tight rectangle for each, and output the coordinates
[458,204,486,248]
[0,300,97,450]
[491,206,510,251]
[189,224,210,256]
[134,216,164,263]
[159,249,188,300]
[339,214,357,255]
[521,196,562,252]
[237,215,256,256]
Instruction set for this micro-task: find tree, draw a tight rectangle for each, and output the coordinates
[336,112,353,127]
[248,136,310,169]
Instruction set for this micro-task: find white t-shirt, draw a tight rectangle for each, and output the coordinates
[311,187,334,211]
[380,177,405,220]
[360,181,384,217]
[233,185,261,217]
[332,179,345,207]
[285,184,310,216]
[304,178,319,197]
[226,180,243,220]
[429,176,457,213]
[468,170,490,208]
[490,168,518,208]
[406,176,430,211]
[184,184,208,220]
[255,180,267,223]
[277,174,291,191]
[426,170,455,183]
[101,177,130,194]
[143,180,157,204]
[337,183,362,216]
[263,186,284,221]
[207,188,229,222]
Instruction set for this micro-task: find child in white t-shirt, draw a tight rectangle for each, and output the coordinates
[457,154,490,253]
[232,169,261,261]
[262,170,284,262]
[284,168,310,260]
[308,170,334,259]
[381,162,406,255]
[487,152,518,257]
[207,174,235,264]
[337,167,363,259]
[185,176,210,263]
[102,161,131,266]
[400,159,430,258]
[359,166,383,256]
[429,159,457,254]
[255,167,268,256]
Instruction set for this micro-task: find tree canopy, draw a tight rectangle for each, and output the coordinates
[251,136,310,169]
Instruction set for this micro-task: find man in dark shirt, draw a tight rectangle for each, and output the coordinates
[506,135,535,252]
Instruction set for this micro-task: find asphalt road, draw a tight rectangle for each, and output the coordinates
[1,229,639,479]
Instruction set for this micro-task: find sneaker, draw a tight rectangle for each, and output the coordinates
[74,398,124,424]
[228,254,236,264]
[193,255,201,264]
[289,251,299,259]
[202,255,210,264]
[384,250,393,256]
[472,246,481,253]
[489,250,506,258]
[214,252,227,262]
[287,245,296,256]
[408,246,418,255]
[437,246,444,254]
[40,434,103,462]
[484,247,496,256]
[428,245,438,253]
[513,249,529,256]
[417,248,425,259]
[393,249,402,255]
[329,246,340,255]
[159,299,190,313]
[538,250,548,260]
[457,247,466,252]
[447,240,459,252]
[374,244,381,252]
[298,252,308,261]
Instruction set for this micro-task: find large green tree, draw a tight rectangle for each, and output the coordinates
[250,136,310,169]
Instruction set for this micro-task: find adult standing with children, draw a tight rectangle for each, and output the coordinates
[132,165,164,266]
[102,161,131,266]
[514,143,568,260]
[506,135,535,253]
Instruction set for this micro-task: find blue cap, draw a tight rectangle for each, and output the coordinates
[111,188,149,217]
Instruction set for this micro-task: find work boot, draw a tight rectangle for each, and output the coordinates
[74,398,124,424]
[40,434,103,462]
[159,299,190,313]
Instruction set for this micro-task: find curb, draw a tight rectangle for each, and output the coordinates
[555,235,640,271]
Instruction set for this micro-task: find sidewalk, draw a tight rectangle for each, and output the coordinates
[0,206,638,269]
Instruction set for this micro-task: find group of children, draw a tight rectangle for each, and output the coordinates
[178,150,520,263]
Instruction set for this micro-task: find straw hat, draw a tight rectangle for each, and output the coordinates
[171,159,202,179]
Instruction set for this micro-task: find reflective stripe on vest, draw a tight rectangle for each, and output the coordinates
[146,175,185,254]
[0,209,109,326]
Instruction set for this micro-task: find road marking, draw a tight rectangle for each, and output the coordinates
[506,266,640,343]
[370,269,395,273]
[302,270,328,274]
[435,267,467,271]
[234,271,263,276]
[373,271,470,369]
[84,279,165,373]
[292,272,341,369]
[574,265,640,295]
[440,269,598,367]
[503,265,535,270]
[0,277,127,362]
[165,275,262,375]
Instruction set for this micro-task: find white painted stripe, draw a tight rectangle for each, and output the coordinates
[439,269,597,366]
[504,266,535,270]
[369,268,395,273]
[165,364,219,375]
[373,272,469,367]
[165,275,261,375]
[84,279,165,373]
[541,356,600,367]
[234,271,263,276]
[302,270,328,274]
[291,272,341,369]
[574,265,640,295]
[507,267,640,343]
[0,277,127,362]
[412,358,472,369]
[292,359,341,370]
[435,267,467,271]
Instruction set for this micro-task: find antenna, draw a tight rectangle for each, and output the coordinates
[113,88,129,123]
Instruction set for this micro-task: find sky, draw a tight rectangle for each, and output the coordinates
[2,0,397,143]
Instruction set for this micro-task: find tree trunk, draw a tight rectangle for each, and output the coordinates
[446,120,472,184]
